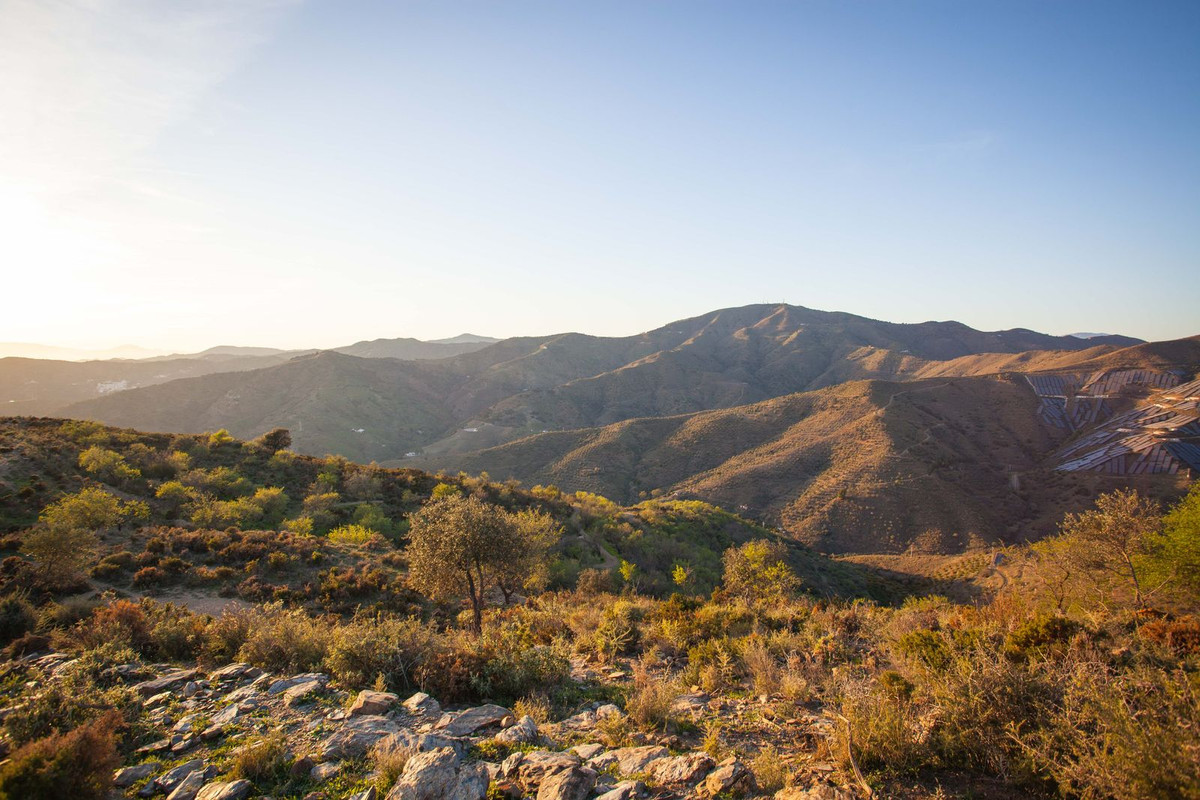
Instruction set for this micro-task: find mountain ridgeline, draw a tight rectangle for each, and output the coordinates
[7,304,1197,553]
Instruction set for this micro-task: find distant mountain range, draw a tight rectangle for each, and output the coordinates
[5,304,1196,552]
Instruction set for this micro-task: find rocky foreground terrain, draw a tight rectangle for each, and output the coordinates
[12,650,851,800]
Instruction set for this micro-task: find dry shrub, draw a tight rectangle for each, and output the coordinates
[836,673,929,774]
[0,711,123,800]
[513,693,552,724]
[741,637,780,695]
[325,613,433,691]
[236,602,331,672]
[625,659,678,733]
[1033,664,1200,799]
[231,732,291,782]
[1138,615,1200,656]
[371,734,416,792]
[749,744,789,793]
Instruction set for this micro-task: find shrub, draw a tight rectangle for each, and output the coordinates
[0,593,36,646]
[325,614,434,692]
[230,732,291,782]
[237,603,331,672]
[328,524,375,546]
[624,660,678,732]
[0,712,123,800]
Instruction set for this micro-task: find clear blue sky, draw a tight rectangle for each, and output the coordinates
[2,0,1197,351]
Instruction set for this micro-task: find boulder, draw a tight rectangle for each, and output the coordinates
[195,780,252,800]
[384,747,488,800]
[645,753,714,786]
[402,691,441,718]
[536,766,597,800]
[435,703,512,737]
[702,757,756,796]
[494,714,538,745]
[587,746,669,776]
[350,690,399,716]
[208,663,252,682]
[133,669,198,696]
[114,763,157,787]
[315,714,400,760]
[348,790,378,800]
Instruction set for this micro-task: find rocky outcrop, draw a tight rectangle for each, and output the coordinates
[384,747,488,800]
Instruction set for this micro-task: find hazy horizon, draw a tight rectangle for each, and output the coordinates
[3,1,1197,352]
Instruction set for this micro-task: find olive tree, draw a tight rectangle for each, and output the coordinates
[24,487,146,590]
[406,496,559,634]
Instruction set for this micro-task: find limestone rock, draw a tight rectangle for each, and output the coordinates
[156,759,205,792]
[645,753,714,786]
[570,743,605,760]
[195,780,252,800]
[166,770,206,800]
[702,757,756,796]
[384,747,488,800]
[536,766,597,800]
[311,762,342,781]
[494,714,538,745]
[775,785,855,800]
[283,679,326,706]
[587,745,669,776]
[350,690,399,716]
[266,673,328,695]
[435,703,512,737]
[402,691,441,718]
[133,669,198,696]
[114,763,157,787]
[315,714,400,760]
[594,781,646,800]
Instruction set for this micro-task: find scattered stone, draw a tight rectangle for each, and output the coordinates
[702,757,755,796]
[645,753,714,786]
[774,785,854,800]
[291,756,316,778]
[195,780,253,800]
[136,738,171,755]
[156,759,205,792]
[595,704,623,719]
[350,690,399,717]
[570,743,605,760]
[208,663,252,682]
[283,679,326,707]
[146,691,174,708]
[669,693,709,715]
[310,762,342,781]
[166,770,207,800]
[211,702,248,725]
[267,673,328,695]
[384,747,488,800]
[504,749,581,790]
[347,789,378,800]
[537,766,597,800]
[114,763,157,787]
[133,669,199,697]
[587,745,669,776]
[181,681,200,697]
[315,714,400,760]
[402,692,441,718]
[200,724,226,741]
[494,714,538,745]
[435,703,512,737]
[595,781,646,800]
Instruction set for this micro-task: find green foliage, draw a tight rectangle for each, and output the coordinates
[77,446,140,484]
[1149,482,1200,599]
[207,428,236,448]
[721,538,799,602]
[328,524,375,546]
[25,488,144,589]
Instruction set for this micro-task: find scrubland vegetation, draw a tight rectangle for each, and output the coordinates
[0,418,1195,799]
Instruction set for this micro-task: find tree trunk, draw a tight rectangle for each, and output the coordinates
[464,569,482,635]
